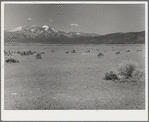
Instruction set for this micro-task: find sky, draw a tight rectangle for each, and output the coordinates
[4,3,145,35]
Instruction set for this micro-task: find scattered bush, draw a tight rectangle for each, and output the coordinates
[86,50,90,53]
[36,53,42,59]
[116,51,120,54]
[5,50,36,56]
[5,57,19,63]
[20,50,34,56]
[4,51,12,56]
[104,71,118,80]
[126,49,130,52]
[41,52,45,54]
[117,60,138,78]
[4,52,12,56]
[72,50,76,53]
[132,69,145,82]
[104,60,144,82]
[97,53,104,58]
[17,51,21,54]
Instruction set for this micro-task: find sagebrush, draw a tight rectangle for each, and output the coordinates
[104,71,118,80]
[104,60,144,82]
[5,57,19,63]
[117,60,138,78]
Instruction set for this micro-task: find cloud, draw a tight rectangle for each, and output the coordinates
[70,23,79,26]
[27,18,32,21]
[49,18,53,23]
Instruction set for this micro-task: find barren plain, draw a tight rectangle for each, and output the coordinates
[4,44,145,110]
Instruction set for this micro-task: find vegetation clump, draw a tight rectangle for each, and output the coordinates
[126,49,130,52]
[41,52,45,54]
[5,57,19,63]
[20,50,34,56]
[17,51,21,54]
[72,50,76,53]
[86,50,90,53]
[137,50,142,52]
[104,71,118,80]
[4,51,13,56]
[97,53,104,58]
[104,60,144,82]
[116,51,120,54]
[36,53,42,59]
[117,60,138,78]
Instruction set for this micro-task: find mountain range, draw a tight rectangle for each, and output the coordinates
[4,25,145,44]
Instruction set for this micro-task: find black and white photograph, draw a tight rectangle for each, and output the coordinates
[1,1,148,121]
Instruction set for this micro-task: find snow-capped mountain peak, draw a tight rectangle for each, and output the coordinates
[52,28,58,32]
[8,26,24,32]
[42,25,49,31]
[5,25,102,43]
[76,32,81,35]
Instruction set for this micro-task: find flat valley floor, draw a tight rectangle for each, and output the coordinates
[4,44,145,109]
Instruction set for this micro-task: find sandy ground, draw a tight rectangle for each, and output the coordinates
[4,44,145,110]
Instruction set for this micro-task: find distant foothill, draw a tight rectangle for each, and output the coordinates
[4,25,145,44]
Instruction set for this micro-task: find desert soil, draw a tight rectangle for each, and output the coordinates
[4,44,145,109]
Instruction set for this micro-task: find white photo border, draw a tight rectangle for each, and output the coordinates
[1,1,148,121]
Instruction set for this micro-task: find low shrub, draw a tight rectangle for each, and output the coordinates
[20,50,34,56]
[72,50,76,53]
[97,53,104,57]
[65,51,69,53]
[116,51,120,54]
[5,57,19,63]
[104,71,118,80]
[86,50,90,53]
[4,51,13,56]
[126,49,130,52]
[36,53,42,59]
[137,50,142,52]
[17,51,21,54]
[132,69,145,82]
[117,60,138,77]
[41,52,45,54]
[104,60,144,82]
